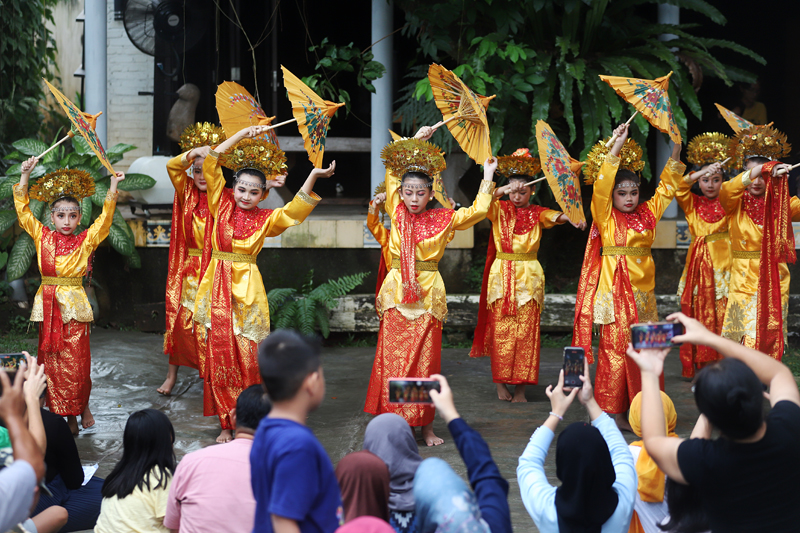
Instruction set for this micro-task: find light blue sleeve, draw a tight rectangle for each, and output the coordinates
[516,426,559,533]
[593,414,637,533]
[0,460,37,533]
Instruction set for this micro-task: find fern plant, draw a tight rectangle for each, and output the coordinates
[267,270,369,338]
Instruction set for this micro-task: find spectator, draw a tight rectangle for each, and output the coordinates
[627,312,800,533]
[517,359,636,532]
[335,450,390,523]
[94,409,176,533]
[164,384,271,533]
[658,478,710,533]
[251,330,342,533]
[363,414,422,533]
[414,458,489,533]
[335,516,394,533]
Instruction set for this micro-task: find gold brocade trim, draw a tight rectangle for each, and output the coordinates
[31,290,94,323]
[211,250,257,263]
[722,294,757,342]
[390,258,439,271]
[296,190,321,207]
[478,180,496,195]
[496,252,537,261]
[601,246,651,257]
[593,291,615,324]
[368,203,378,215]
[634,288,658,323]
[486,270,544,310]
[741,169,752,188]
[13,183,27,198]
[41,276,82,286]
[209,149,221,158]
[188,248,202,257]
[665,158,687,176]
[179,273,199,310]
[193,291,270,343]
[732,250,760,259]
[714,268,731,300]
[704,232,729,243]
[105,190,118,202]
[376,277,448,322]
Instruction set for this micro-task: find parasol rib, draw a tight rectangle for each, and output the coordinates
[524,176,547,187]
[775,162,800,176]
[263,118,298,131]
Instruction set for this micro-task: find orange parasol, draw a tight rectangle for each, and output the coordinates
[37,112,103,159]
[280,66,345,168]
[535,120,586,224]
[44,79,115,175]
[215,81,280,147]
[427,64,493,165]
[714,103,755,134]
[599,71,681,147]
[387,129,451,209]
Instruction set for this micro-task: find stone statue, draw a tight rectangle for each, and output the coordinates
[166,83,200,142]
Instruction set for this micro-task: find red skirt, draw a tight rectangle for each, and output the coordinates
[203,332,260,430]
[485,300,542,385]
[679,297,726,378]
[364,308,442,427]
[39,320,91,416]
[168,305,205,374]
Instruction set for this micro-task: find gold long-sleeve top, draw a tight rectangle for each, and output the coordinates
[591,154,686,324]
[376,171,494,322]
[485,200,564,309]
[367,203,391,267]
[13,184,117,323]
[675,175,731,300]
[193,152,320,343]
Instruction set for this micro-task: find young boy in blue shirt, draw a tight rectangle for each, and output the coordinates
[250,330,343,533]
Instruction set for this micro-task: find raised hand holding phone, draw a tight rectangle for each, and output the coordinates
[562,347,585,390]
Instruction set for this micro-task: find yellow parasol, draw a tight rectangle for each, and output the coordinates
[427,64,493,165]
[599,71,681,147]
[44,79,115,175]
[278,66,345,168]
[714,103,755,134]
[535,120,586,224]
[215,81,280,147]
[37,111,103,160]
[387,129,451,209]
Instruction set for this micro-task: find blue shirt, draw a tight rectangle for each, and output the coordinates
[250,418,343,533]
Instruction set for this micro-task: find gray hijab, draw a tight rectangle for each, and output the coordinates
[363,413,422,512]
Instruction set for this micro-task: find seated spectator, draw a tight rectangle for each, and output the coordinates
[414,458,489,533]
[627,312,800,533]
[335,450,390,523]
[94,409,176,533]
[164,384,271,533]
[335,516,394,533]
[426,374,511,533]
[363,414,422,533]
[251,330,342,533]
[517,359,636,532]
[657,478,709,533]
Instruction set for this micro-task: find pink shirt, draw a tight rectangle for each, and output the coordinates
[164,438,256,533]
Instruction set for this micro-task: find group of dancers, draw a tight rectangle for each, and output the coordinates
[12,94,797,444]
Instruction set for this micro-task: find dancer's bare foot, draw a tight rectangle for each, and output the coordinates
[81,406,95,429]
[512,384,528,403]
[216,429,233,443]
[496,383,512,401]
[421,423,443,446]
[67,415,79,436]
[615,412,633,433]
[157,364,179,395]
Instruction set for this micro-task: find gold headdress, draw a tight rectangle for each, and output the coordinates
[687,132,730,167]
[496,148,542,178]
[582,138,645,185]
[373,182,387,215]
[220,138,287,181]
[729,124,791,170]
[179,122,227,152]
[30,169,95,208]
[381,138,446,179]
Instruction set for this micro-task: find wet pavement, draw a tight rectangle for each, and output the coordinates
[73,329,698,532]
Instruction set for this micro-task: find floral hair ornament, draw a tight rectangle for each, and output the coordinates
[30,168,95,210]
[496,148,542,179]
[220,138,287,180]
[582,137,645,185]
[687,132,730,168]
[179,122,227,152]
[729,124,791,170]
[381,138,446,179]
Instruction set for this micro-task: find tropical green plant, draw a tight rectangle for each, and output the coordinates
[396,0,764,179]
[0,136,157,280]
[268,270,370,338]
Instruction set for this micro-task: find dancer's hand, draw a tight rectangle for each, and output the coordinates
[774,163,792,177]
[372,192,386,206]
[189,145,212,162]
[414,126,434,141]
[310,161,336,180]
[429,374,460,423]
[626,343,670,377]
[561,214,586,231]
[21,157,39,175]
[268,173,287,189]
[483,157,498,179]
[546,369,579,419]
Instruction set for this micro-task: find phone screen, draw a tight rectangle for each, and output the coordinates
[388,379,441,404]
[0,353,25,395]
[563,347,584,389]
[630,322,685,350]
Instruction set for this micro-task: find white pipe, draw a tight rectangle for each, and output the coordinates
[85,0,108,158]
[657,4,679,218]
[370,0,394,194]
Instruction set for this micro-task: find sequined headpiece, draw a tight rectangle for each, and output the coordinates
[30,169,95,208]
[496,148,542,178]
[687,132,730,167]
[381,138,446,178]
[179,122,227,152]
[582,138,645,185]
[729,124,791,169]
[220,138,287,178]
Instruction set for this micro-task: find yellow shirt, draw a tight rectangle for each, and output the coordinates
[367,203,391,268]
[591,154,686,324]
[13,184,117,323]
[376,171,494,321]
[193,152,320,343]
[94,467,171,533]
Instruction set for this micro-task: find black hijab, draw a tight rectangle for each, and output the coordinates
[555,422,619,533]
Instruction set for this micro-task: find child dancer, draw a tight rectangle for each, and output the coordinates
[367,186,391,306]
[573,123,685,429]
[194,125,334,442]
[470,149,585,402]
[675,133,731,378]
[719,124,800,358]
[15,157,124,435]
[364,126,496,446]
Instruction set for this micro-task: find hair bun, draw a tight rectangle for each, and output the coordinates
[726,387,748,406]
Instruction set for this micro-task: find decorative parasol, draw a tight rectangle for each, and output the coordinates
[215,81,280,147]
[535,120,586,224]
[44,79,115,175]
[599,71,681,147]
[427,63,493,165]
[37,112,103,160]
[279,66,345,168]
[714,103,754,134]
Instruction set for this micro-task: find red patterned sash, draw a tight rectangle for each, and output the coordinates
[679,236,719,372]
[40,229,63,352]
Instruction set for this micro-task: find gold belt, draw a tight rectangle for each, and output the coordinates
[390,258,439,271]
[601,246,651,257]
[732,250,761,259]
[496,252,538,261]
[40,276,82,286]
[212,250,257,264]
[704,232,729,243]
[188,248,202,257]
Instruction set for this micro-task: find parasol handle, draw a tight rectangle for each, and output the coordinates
[524,176,548,187]
[37,134,72,159]
[688,157,732,180]
[604,111,640,148]
[775,162,800,176]
[263,118,298,131]
[432,115,460,130]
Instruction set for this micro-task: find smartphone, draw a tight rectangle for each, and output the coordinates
[563,347,584,389]
[630,322,685,350]
[388,378,441,404]
[0,353,25,395]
